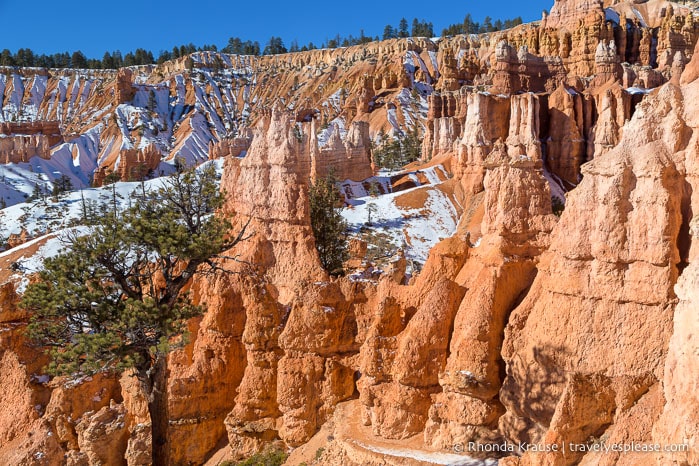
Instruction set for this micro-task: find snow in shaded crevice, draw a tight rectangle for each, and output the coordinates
[543,167,567,204]
[605,8,620,25]
[0,127,101,208]
[169,112,215,166]
[626,86,653,95]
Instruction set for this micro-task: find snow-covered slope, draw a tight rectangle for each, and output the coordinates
[341,164,459,269]
[0,159,223,251]
[2,39,440,209]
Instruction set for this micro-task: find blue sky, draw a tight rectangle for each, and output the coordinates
[0,0,552,58]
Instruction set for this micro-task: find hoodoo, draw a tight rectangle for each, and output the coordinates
[1,1,699,464]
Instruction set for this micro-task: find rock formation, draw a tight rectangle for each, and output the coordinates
[3,1,699,464]
[309,119,373,182]
[498,35,699,466]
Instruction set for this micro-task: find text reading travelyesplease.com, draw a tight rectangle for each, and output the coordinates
[457,441,690,455]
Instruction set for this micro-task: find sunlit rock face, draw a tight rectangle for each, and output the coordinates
[3,1,699,464]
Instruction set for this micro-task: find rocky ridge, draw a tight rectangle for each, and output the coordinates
[1,0,699,465]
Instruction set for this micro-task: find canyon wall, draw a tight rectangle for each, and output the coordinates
[2,0,697,190]
[2,1,699,465]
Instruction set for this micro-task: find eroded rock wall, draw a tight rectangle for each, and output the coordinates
[3,2,699,465]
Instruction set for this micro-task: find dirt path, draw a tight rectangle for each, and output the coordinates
[286,400,498,466]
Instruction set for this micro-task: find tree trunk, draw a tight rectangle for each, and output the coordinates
[146,354,170,466]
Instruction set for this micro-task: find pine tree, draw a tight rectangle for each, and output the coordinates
[372,126,422,169]
[309,174,348,275]
[398,18,409,38]
[383,25,396,40]
[148,90,157,113]
[411,18,420,37]
[482,16,494,33]
[29,183,43,202]
[401,124,422,163]
[464,14,474,34]
[21,165,249,466]
[263,37,287,55]
[0,49,15,66]
[71,50,87,69]
[51,174,73,199]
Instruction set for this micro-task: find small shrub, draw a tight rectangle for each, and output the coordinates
[224,446,288,466]
[315,447,325,460]
[552,196,565,217]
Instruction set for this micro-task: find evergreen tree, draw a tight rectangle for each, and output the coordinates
[482,16,494,33]
[223,37,242,54]
[244,41,261,55]
[358,29,371,44]
[411,18,420,37]
[398,18,409,38]
[15,48,35,67]
[124,52,136,67]
[148,90,157,113]
[401,124,422,163]
[71,50,87,69]
[21,165,249,466]
[112,51,124,68]
[263,36,287,55]
[0,49,15,66]
[372,126,422,169]
[382,25,396,40]
[51,174,73,198]
[156,50,171,64]
[102,52,114,70]
[464,14,474,34]
[29,183,43,202]
[309,173,348,275]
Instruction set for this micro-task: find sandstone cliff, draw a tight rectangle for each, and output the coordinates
[2,1,699,465]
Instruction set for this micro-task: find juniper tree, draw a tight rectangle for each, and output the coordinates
[21,164,249,466]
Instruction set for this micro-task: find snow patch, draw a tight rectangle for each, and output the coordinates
[351,439,497,466]
[341,165,457,265]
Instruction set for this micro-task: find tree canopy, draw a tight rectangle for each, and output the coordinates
[0,13,528,69]
[309,174,349,276]
[372,126,422,170]
[21,164,249,464]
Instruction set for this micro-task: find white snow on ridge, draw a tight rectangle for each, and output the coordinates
[1,159,224,246]
[0,227,90,292]
[169,112,215,166]
[626,86,653,95]
[631,7,648,28]
[24,75,48,120]
[0,128,100,208]
[317,118,347,148]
